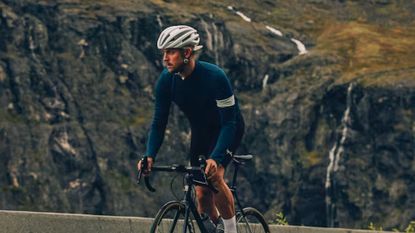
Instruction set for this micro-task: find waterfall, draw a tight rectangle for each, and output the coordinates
[235,11,251,22]
[78,39,88,59]
[227,6,308,55]
[201,20,213,50]
[226,5,308,57]
[325,83,354,227]
[266,25,283,37]
[262,74,269,89]
[156,14,163,28]
[290,38,308,55]
[201,19,224,66]
[227,6,251,22]
[212,23,224,65]
[28,25,36,58]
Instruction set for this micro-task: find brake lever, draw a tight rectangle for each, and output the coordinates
[136,158,145,184]
[198,156,207,172]
[137,157,157,192]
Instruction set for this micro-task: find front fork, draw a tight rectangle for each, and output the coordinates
[182,173,210,233]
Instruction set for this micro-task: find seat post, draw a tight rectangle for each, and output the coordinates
[230,162,239,190]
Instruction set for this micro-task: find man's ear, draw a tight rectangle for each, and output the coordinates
[184,47,193,58]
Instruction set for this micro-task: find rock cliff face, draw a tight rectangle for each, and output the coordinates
[0,0,414,230]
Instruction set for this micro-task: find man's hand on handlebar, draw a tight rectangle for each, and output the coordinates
[204,159,218,180]
[137,157,154,176]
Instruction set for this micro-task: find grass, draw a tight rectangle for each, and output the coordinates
[316,21,415,87]
[369,220,415,232]
[368,222,383,231]
[403,221,415,233]
[303,150,323,167]
[270,212,289,226]
[147,0,415,88]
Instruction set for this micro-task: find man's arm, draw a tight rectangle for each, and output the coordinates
[145,72,172,161]
[209,72,237,165]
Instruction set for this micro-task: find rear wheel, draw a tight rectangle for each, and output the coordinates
[150,201,195,233]
[236,207,270,233]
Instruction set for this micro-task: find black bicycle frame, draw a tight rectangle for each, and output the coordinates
[182,172,209,233]
[229,161,247,220]
[138,155,258,233]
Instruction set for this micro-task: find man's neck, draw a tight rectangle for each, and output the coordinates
[178,60,196,80]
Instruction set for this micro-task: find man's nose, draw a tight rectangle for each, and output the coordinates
[162,52,168,61]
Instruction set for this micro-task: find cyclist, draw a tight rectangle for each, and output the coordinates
[138,25,245,233]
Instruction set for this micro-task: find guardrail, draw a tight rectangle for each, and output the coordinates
[0,210,390,233]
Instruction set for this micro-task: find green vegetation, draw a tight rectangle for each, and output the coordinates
[316,22,415,87]
[369,221,415,232]
[297,141,325,168]
[393,221,415,233]
[303,150,323,167]
[368,222,383,231]
[271,212,289,226]
[403,221,415,233]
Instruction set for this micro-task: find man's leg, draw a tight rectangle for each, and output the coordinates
[195,186,220,222]
[210,166,237,233]
[209,166,234,218]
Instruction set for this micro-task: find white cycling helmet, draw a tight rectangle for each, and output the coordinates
[157,25,203,51]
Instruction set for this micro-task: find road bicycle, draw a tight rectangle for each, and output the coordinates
[137,154,270,233]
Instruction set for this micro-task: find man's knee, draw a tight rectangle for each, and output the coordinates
[209,172,226,189]
[196,186,213,199]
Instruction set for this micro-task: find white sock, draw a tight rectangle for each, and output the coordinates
[223,216,237,233]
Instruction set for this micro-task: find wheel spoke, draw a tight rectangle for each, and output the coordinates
[150,201,196,233]
[236,207,270,233]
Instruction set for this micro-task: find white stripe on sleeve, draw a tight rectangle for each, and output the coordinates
[216,95,235,108]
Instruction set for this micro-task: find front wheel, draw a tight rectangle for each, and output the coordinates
[150,201,195,233]
[236,207,270,233]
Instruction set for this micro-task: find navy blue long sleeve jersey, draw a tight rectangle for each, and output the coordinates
[145,61,244,165]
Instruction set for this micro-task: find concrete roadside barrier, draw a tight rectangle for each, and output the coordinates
[269,225,388,233]
[0,210,152,233]
[0,210,391,233]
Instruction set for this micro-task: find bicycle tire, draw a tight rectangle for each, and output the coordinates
[150,201,196,233]
[236,207,270,233]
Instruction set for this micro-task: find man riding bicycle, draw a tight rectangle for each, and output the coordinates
[138,25,245,233]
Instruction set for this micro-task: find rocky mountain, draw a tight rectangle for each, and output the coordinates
[0,0,414,230]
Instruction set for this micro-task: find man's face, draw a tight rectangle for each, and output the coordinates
[162,48,184,73]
